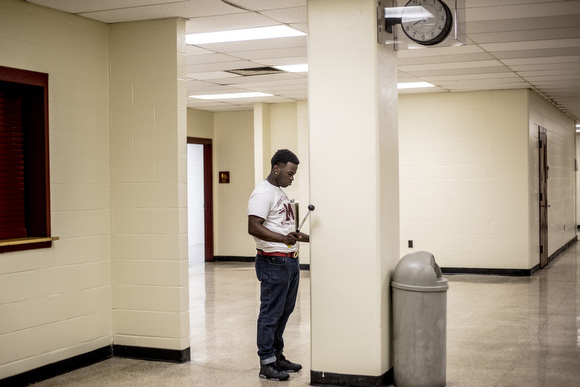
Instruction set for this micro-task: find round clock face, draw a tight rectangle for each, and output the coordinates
[401,0,453,46]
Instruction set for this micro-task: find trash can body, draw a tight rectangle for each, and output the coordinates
[392,251,448,387]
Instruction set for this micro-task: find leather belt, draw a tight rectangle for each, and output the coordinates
[257,250,298,258]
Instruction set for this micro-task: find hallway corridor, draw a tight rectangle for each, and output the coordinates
[33,244,580,386]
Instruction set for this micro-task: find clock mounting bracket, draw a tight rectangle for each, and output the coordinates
[378,0,466,50]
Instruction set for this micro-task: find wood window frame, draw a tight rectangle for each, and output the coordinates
[0,65,52,253]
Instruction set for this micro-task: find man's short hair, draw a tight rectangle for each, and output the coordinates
[271,149,300,167]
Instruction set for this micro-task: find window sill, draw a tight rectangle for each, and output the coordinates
[0,236,59,253]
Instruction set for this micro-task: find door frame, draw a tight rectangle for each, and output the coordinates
[187,137,214,262]
[538,126,548,268]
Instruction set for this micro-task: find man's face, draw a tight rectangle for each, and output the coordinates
[275,162,298,188]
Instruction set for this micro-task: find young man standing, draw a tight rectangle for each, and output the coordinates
[247,149,310,381]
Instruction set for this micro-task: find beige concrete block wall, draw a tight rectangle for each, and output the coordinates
[188,103,312,261]
[400,89,575,270]
[528,90,576,264]
[269,103,300,199]
[187,108,213,139]
[187,92,574,274]
[213,111,256,256]
[399,90,531,269]
[109,18,189,351]
[268,102,310,263]
[254,103,271,185]
[0,0,111,378]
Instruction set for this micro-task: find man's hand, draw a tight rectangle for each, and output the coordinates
[283,233,299,246]
[249,215,298,245]
[289,231,309,243]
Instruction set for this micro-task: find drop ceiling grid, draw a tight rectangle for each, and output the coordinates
[24,0,580,119]
[503,55,580,66]
[185,12,280,34]
[28,0,185,14]
[227,47,307,61]
[230,0,306,11]
[259,7,307,24]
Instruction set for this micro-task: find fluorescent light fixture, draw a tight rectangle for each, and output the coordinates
[274,64,308,73]
[189,92,273,100]
[186,25,305,45]
[397,81,435,89]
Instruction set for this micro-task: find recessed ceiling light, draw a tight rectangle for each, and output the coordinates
[397,81,435,89]
[186,25,305,45]
[274,64,309,73]
[189,92,273,100]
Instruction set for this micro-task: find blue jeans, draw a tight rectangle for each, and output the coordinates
[255,253,300,364]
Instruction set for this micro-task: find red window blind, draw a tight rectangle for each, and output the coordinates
[0,88,27,239]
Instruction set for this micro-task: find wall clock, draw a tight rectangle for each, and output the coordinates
[400,0,453,46]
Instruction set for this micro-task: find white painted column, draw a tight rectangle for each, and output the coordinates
[109,18,189,357]
[253,102,271,184]
[308,0,399,383]
[297,101,311,264]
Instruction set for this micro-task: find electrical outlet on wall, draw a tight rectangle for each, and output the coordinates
[408,240,413,248]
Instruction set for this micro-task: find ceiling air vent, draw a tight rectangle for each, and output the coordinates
[225,67,283,76]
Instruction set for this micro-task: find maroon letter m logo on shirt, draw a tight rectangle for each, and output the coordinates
[283,203,295,222]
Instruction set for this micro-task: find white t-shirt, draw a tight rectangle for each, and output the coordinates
[247,180,297,253]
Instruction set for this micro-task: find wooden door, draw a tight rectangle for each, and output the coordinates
[538,126,548,268]
[187,137,214,262]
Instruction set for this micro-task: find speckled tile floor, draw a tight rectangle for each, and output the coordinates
[32,244,580,386]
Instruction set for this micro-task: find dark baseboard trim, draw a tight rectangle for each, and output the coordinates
[213,256,311,270]
[548,236,577,264]
[214,255,255,262]
[442,237,577,277]
[311,368,393,387]
[0,346,112,387]
[0,345,191,386]
[441,267,535,276]
[113,345,191,363]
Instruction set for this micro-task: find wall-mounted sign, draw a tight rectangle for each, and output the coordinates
[219,171,230,184]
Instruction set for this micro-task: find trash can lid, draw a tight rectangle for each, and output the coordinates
[391,251,448,292]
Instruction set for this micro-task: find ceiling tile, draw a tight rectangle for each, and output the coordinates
[192,36,307,54]
[186,13,276,34]
[502,55,580,66]
[28,0,187,13]
[228,47,307,60]
[466,1,580,22]
[481,38,580,52]
[470,27,580,45]
[187,71,240,81]
[492,47,580,60]
[260,7,307,24]
[399,60,504,72]
[225,0,306,11]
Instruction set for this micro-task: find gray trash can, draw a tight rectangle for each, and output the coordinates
[392,251,448,387]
